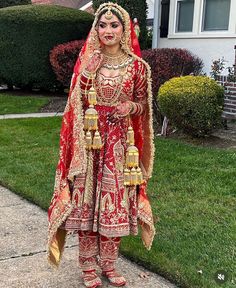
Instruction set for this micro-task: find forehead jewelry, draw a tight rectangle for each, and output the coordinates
[105,7,113,20]
[96,3,124,23]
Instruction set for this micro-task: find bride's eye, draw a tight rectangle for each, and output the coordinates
[111,23,119,28]
[99,23,106,28]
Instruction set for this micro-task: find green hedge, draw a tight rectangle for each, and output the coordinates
[0,0,30,9]
[158,76,224,137]
[0,5,94,90]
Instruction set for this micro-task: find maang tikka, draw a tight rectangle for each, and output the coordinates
[105,7,113,20]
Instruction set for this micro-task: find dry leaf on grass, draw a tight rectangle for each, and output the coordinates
[139,272,150,278]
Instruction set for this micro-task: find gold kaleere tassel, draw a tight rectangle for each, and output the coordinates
[124,122,143,186]
[88,86,97,105]
[84,116,89,130]
[126,145,139,168]
[85,131,92,150]
[92,130,103,149]
[84,105,98,131]
[127,126,134,145]
[84,80,103,150]
[124,168,131,186]
[136,167,143,185]
[130,167,137,186]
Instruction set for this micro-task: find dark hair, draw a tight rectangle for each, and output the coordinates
[96,8,124,29]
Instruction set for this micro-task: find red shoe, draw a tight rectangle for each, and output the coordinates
[82,270,102,288]
[102,269,126,287]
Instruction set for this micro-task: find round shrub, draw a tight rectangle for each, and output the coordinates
[158,76,224,137]
[142,48,203,96]
[50,40,85,87]
[0,5,93,90]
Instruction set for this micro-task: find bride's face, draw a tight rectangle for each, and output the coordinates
[97,13,123,47]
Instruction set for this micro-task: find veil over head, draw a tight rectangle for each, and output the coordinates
[47,2,156,268]
[73,2,142,81]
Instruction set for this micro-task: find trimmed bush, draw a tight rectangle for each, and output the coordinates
[50,40,85,87]
[0,5,93,90]
[93,0,148,49]
[0,0,30,8]
[158,76,224,137]
[142,48,203,96]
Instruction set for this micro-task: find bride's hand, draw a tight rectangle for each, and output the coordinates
[86,50,103,73]
[108,101,133,123]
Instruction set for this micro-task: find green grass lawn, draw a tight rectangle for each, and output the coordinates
[0,93,50,114]
[0,117,235,288]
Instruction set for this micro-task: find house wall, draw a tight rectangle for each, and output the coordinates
[158,0,236,75]
[159,38,236,75]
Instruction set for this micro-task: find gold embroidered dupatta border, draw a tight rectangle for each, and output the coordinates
[47,75,87,268]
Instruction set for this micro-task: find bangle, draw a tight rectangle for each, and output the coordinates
[129,101,138,115]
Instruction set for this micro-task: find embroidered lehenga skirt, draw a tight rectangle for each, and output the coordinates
[62,105,138,238]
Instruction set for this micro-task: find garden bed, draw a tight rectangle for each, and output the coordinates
[166,122,236,150]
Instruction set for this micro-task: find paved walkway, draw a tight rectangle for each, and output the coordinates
[212,121,236,142]
[0,185,177,288]
[0,112,63,120]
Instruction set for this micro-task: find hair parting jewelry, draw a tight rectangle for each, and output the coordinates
[95,3,125,24]
[105,7,113,20]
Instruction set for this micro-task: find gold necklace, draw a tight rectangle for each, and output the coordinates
[102,51,133,70]
[96,67,127,106]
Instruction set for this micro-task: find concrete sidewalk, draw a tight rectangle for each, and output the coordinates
[0,112,63,120]
[0,186,177,288]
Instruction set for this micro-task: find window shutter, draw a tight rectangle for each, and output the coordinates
[160,0,170,38]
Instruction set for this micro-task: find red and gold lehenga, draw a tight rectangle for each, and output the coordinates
[47,3,156,276]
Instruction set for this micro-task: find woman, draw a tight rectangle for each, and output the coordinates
[47,2,156,288]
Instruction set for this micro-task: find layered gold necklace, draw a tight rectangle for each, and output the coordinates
[102,50,133,70]
[96,70,126,106]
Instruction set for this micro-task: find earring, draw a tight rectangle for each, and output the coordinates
[120,34,126,45]
[93,31,101,51]
[120,34,125,45]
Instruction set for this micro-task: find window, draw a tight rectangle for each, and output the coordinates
[176,0,195,32]
[203,0,231,31]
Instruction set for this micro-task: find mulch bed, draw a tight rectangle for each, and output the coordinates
[167,131,236,149]
[0,89,68,113]
[158,121,236,150]
[40,97,67,113]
